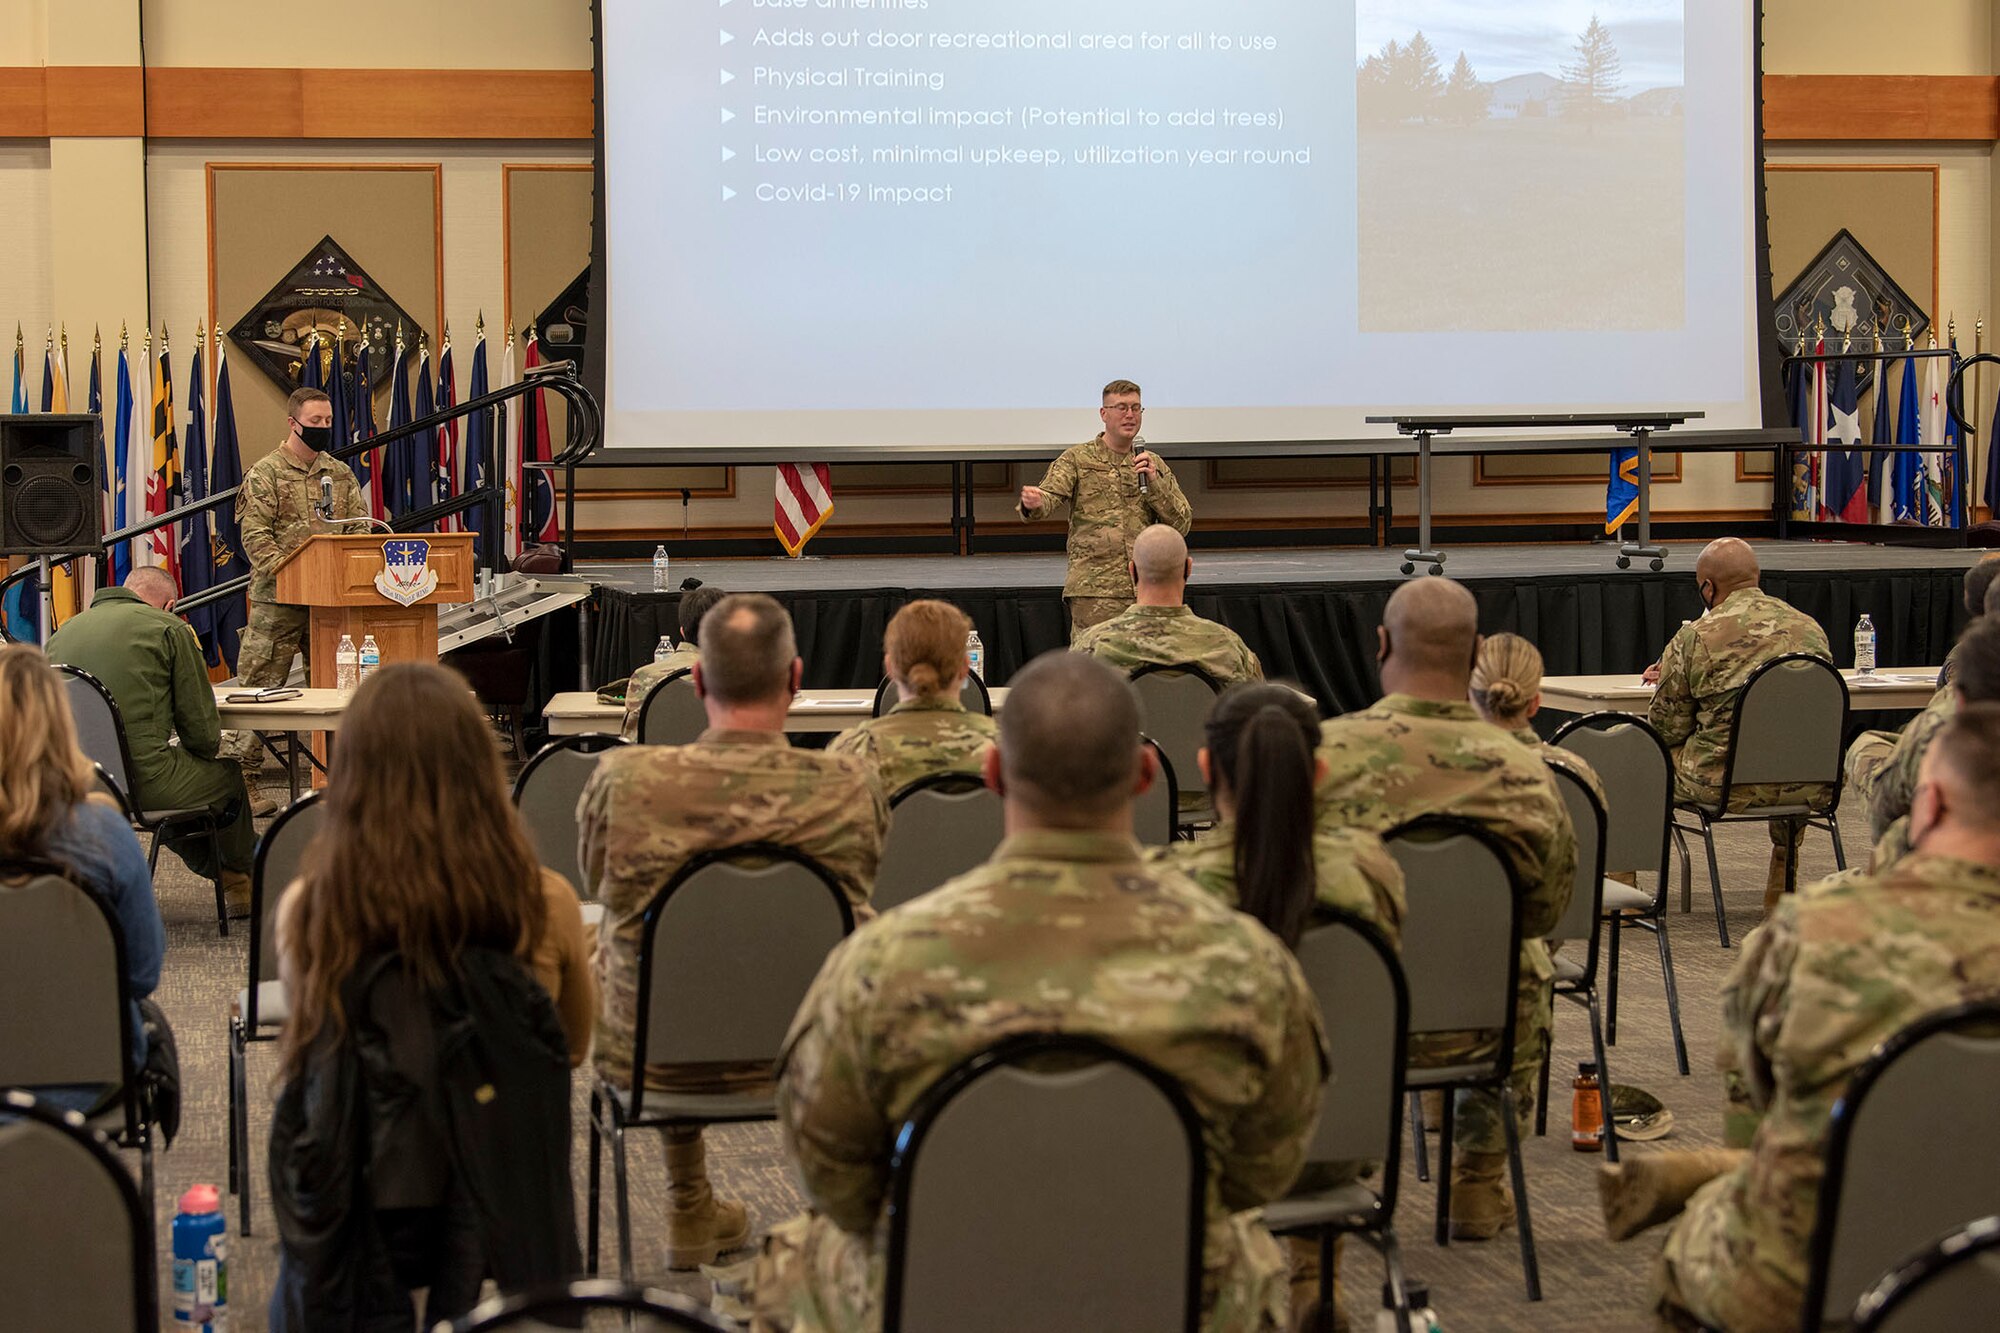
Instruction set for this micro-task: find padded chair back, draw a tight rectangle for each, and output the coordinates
[1723,654,1847,801]
[1804,1001,2000,1330]
[638,671,707,747]
[1851,1215,2000,1333]
[872,674,992,719]
[250,792,327,992]
[1135,737,1178,848]
[1129,665,1221,807]
[884,1034,1204,1333]
[1385,818,1522,1041]
[1547,766,1608,959]
[1293,914,1408,1195]
[1553,714,1672,879]
[512,733,631,895]
[630,844,853,1112]
[0,871,130,1093]
[449,1277,731,1330]
[0,1091,155,1332]
[55,666,135,804]
[874,775,1004,912]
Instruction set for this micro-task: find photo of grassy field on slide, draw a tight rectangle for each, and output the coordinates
[1355,4,1686,332]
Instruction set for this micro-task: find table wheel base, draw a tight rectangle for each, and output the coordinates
[1402,549,1447,577]
[1617,543,1667,572]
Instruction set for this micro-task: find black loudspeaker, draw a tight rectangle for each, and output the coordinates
[0,414,104,556]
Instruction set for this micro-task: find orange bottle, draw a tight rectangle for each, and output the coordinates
[1572,1061,1605,1153]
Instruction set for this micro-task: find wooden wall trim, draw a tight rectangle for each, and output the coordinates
[146,68,593,140]
[1764,74,2000,142]
[0,66,145,137]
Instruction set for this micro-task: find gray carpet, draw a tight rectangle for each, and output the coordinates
[137,784,1870,1331]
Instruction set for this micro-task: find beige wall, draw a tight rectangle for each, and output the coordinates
[1765,0,1993,77]
[137,0,592,69]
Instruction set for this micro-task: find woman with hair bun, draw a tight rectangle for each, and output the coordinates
[829,599,997,798]
[1149,682,1403,949]
[1470,632,1605,806]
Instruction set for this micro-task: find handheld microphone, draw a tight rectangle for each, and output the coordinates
[1135,437,1150,496]
[317,474,334,520]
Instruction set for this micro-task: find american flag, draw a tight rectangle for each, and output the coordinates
[775,463,832,556]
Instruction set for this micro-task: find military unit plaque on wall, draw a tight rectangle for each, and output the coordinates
[228,235,425,392]
[1772,227,1928,391]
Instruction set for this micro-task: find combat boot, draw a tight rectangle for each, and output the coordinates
[1446,1152,1514,1241]
[663,1125,751,1270]
[1597,1149,1747,1241]
[1287,1234,1344,1332]
[221,870,253,918]
[1419,1089,1444,1134]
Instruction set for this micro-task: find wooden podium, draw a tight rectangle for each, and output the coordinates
[272,533,477,686]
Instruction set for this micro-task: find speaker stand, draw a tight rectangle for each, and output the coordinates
[36,555,54,645]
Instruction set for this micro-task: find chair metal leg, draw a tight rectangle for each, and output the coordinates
[1378,1228,1414,1333]
[1433,1092,1456,1248]
[1499,1086,1542,1302]
[1606,912,1623,1046]
[1315,1229,1336,1333]
[586,1088,604,1274]
[206,821,229,938]
[1408,1091,1429,1183]
[139,1133,157,1224]
[1700,821,1730,948]
[146,830,162,874]
[1826,811,1848,872]
[226,1024,241,1196]
[1586,987,1619,1164]
[1653,918,1690,1076]
[611,1115,634,1284]
[1534,1031,1552,1138]
[1671,823,1693,913]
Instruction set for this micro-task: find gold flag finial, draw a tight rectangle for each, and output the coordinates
[475,310,485,339]
[58,323,67,355]
[118,321,128,350]
[441,322,451,351]
[505,322,516,345]
[526,323,537,344]
[195,318,205,343]
[160,323,169,353]
[142,324,152,353]
[92,325,101,353]
[394,320,404,353]
[44,325,53,351]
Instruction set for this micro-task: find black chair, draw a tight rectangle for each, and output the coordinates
[1129,663,1223,831]
[587,843,855,1281]
[448,1278,731,1330]
[1551,712,1689,1076]
[872,672,993,718]
[1850,1214,2000,1332]
[636,668,706,746]
[1264,912,1415,1333]
[0,866,157,1213]
[874,772,1005,912]
[56,663,229,934]
[512,732,632,898]
[227,790,326,1235]
[1669,653,1849,948]
[1800,1000,2000,1331]
[1386,816,1541,1301]
[1534,765,1619,1162]
[1134,735,1179,849]
[882,1033,1206,1333]
[0,1089,158,1332]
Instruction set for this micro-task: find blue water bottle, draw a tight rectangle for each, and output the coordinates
[172,1183,228,1328]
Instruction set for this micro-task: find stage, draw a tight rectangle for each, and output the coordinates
[582,540,1983,718]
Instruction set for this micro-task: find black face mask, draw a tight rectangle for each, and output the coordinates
[296,424,332,452]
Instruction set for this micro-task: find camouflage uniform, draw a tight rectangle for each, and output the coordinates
[1072,603,1264,688]
[751,830,1328,1333]
[619,643,702,739]
[824,695,998,799]
[1866,689,1955,839]
[577,730,889,1090]
[1647,586,1831,809]
[46,587,256,875]
[1150,821,1406,950]
[1316,696,1575,1157]
[233,443,365,773]
[1019,435,1193,636]
[1656,852,2000,1332]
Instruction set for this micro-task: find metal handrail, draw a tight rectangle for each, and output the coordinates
[3,361,601,622]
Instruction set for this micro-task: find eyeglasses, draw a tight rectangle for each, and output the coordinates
[1103,403,1144,416]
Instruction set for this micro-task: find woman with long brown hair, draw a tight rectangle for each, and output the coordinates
[828,598,997,796]
[269,662,594,1329]
[0,644,168,1106]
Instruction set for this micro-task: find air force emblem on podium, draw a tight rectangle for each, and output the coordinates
[374,539,439,607]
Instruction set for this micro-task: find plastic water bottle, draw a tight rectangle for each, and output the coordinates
[1377,1280,1443,1332]
[1855,613,1877,676]
[965,628,984,682]
[335,634,359,691]
[652,544,670,592]
[172,1183,228,1328]
[359,634,381,682]
[654,634,674,665]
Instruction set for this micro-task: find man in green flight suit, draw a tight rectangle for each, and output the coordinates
[47,566,256,912]
[1019,379,1194,638]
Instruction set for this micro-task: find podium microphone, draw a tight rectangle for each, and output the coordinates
[317,474,334,520]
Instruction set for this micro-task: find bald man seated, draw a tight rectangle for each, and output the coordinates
[46,567,257,912]
[1315,576,1575,1241]
[1644,538,1831,913]
[1069,525,1263,687]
